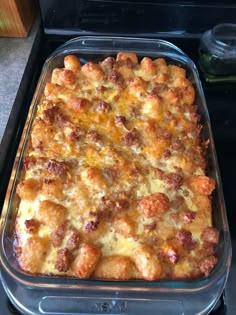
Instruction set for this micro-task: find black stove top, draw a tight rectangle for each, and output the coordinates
[0,29,235,314]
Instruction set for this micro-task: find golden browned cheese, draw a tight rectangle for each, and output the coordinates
[15,53,219,280]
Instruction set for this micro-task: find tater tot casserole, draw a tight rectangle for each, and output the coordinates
[14,52,219,280]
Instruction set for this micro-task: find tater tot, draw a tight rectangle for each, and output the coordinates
[44,82,54,96]
[142,94,162,119]
[133,245,162,280]
[94,255,135,280]
[41,178,64,200]
[153,58,168,73]
[113,214,135,237]
[64,55,81,71]
[67,96,91,112]
[154,73,169,84]
[182,84,195,106]
[187,175,215,195]
[38,200,68,228]
[171,77,195,105]
[139,192,170,218]
[128,77,146,98]
[16,178,41,201]
[81,166,107,191]
[51,68,76,85]
[140,57,157,76]
[81,62,104,81]
[116,52,138,64]
[168,64,186,78]
[20,236,49,273]
[72,243,101,278]
[116,65,134,80]
[31,119,55,149]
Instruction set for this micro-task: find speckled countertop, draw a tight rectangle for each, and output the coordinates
[0,18,40,143]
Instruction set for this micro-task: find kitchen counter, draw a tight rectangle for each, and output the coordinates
[0,17,40,143]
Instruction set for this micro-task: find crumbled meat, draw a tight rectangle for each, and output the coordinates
[23,156,36,170]
[35,140,43,151]
[43,178,53,184]
[85,220,99,232]
[171,195,185,209]
[150,83,167,96]
[14,246,22,258]
[159,245,180,264]
[173,166,182,173]
[199,255,218,276]
[107,70,124,88]
[103,167,117,182]
[179,210,196,224]
[96,86,106,93]
[114,115,126,126]
[151,167,164,179]
[128,103,140,117]
[51,222,67,247]
[96,101,111,112]
[130,166,143,176]
[55,111,69,127]
[47,160,67,175]
[176,230,195,251]
[24,219,39,233]
[71,97,90,111]
[66,230,80,251]
[171,138,184,151]
[182,189,190,197]
[144,222,157,231]
[13,233,22,258]
[55,248,72,272]
[163,173,183,190]
[201,227,219,244]
[97,195,129,217]
[98,196,114,216]
[43,106,60,124]
[166,248,180,264]
[156,127,172,140]
[70,130,81,141]
[162,149,171,159]
[115,199,130,210]
[123,128,139,146]
[69,127,84,142]
[86,130,101,143]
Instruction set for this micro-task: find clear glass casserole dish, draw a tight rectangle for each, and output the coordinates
[0,36,231,315]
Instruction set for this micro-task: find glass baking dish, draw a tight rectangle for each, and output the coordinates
[0,36,231,315]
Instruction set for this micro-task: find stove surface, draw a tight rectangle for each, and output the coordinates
[0,32,235,314]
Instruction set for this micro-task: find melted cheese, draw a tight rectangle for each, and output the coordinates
[15,53,217,280]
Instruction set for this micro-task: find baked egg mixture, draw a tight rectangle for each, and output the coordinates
[15,52,219,280]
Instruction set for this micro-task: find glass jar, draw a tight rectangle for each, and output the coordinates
[199,23,236,76]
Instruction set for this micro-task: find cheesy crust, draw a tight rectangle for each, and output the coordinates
[14,53,219,280]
